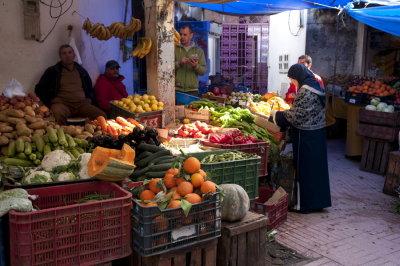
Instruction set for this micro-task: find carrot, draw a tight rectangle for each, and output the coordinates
[107,121,123,130]
[97,116,108,132]
[93,119,99,126]
[116,116,135,127]
[127,118,144,130]
[107,125,118,138]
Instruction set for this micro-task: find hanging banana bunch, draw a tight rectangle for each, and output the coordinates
[131,37,152,59]
[82,17,142,41]
[174,28,181,46]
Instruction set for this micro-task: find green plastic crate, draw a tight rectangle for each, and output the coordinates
[190,150,260,199]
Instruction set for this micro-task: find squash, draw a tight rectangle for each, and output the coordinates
[88,143,136,181]
[220,184,249,222]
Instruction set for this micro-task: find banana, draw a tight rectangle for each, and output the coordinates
[99,25,107,40]
[108,22,120,35]
[131,39,144,57]
[174,29,180,40]
[90,23,102,37]
[134,19,142,32]
[82,18,92,33]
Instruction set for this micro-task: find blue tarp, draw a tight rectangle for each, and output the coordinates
[347,5,400,37]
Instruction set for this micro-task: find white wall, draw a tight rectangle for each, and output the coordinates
[267,10,307,96]
[0,0,133,95]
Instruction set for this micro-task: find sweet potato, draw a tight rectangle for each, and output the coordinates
[0,136,9,145]
[24,106,36,117]
[4,109,25,118]
[8,117,26,125]
[16,123,32,137]
[28,121,46,130]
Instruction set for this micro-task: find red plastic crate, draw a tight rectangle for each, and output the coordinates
[201,140,269,177]
[254,187,288,231]
[9,182,132,266]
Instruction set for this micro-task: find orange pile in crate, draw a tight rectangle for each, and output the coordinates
[348,80,396,97]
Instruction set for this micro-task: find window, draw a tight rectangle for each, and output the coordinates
[279,54,289,74]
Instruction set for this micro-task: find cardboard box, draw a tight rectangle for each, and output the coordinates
[184,108,210,122]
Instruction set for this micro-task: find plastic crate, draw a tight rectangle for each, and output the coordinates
[176,91,200,105]
[9,182,132,266]
[109,102,163,128]
[254,187,288,231]
[190,150,260,199]
[344,91,368,105]
[131,193,221,257]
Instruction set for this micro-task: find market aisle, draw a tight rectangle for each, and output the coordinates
[275,138,400,266]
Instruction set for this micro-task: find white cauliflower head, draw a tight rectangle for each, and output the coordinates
[54,172,77,182]
[22,170,52,184]
[41,150,72,172]
[77,153,92,179]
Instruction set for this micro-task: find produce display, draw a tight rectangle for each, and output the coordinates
[82,17,141,40]
[177,121,221,139]
[219,184,250,222]
[0,93,49,116]
[131,37,153,58]
[112,94,164,113]
[199,150,258,163]
[93,115,144,138]
[249,95,290,117]
[365,97,395,112]
[226,92,252,106]
[347,80,396,97]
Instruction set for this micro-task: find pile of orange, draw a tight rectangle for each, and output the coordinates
[348,80,396,97]
[137,157,217,209]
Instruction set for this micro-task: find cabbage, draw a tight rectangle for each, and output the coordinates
[387,105,395,112]
[377,102,388,111]
[365,105,377,111]
[370,98,380,106]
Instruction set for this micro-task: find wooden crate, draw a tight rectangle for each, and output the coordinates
[357,123,399,142]
[384,151,400,196]
[360,138,395,175]
[359,109,400,127]
[217,212,268,266]
[130,239,217,266]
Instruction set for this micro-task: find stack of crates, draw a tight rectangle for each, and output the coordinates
[220,23,269,94]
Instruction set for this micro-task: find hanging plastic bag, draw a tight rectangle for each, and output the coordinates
[3,78,26,98]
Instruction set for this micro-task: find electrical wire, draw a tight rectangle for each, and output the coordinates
[36,0,74,43]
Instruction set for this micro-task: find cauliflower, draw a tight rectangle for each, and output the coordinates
[78,153,92,180]
[0,198,33,217]
[54,172,77,182]
[22,170,52,184]
[41,150,72,172]
[0,188,29,201]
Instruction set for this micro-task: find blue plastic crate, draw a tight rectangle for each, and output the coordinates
[176,91,200,105]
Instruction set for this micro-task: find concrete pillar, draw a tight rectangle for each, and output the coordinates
[144,0,175,126]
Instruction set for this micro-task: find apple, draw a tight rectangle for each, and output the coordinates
[212,87,220,95]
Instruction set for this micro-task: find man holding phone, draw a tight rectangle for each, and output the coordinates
[175,24,207,96]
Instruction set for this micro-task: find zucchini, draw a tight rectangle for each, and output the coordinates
[138,143,165,153]
[30,143,37,152]
[155,159,174,165]
[16,153,28,160]
[15,138,24,153]
[135,151,152,162]
[47,127,58,143]
[152,155,174,165]
[24,142,32,155]
[130,166,151,178]
[57,129,68,146]
[43,135,50,144]
[66,134,76,148]
[7,141,16,157]
[69,148,80,158]
[136,150,171,168]
[4,158,33,167]
[149,163,172,172]
[43,144,51,155]
[29,153,37,161]
[145,171,166,178]
[33,134,45,152]
[35,151,43,160]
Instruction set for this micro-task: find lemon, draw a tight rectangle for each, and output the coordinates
[128,95,133,99]
[118,102,124,107]
[136,106,144,112]
[145,107,152,112]
[133,98,140,104]
[151,104,158,111]
[149,95,156,101]
[158,106,164,110]
[151,100,158,105]
[130,105,137,112]
[113,100,119,105]
[158,102,164,107]
[139,101,145,106]
[143,103,150,109]
[143,94,149,101]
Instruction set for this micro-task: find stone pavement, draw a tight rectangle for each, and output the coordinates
[275,139,400,266]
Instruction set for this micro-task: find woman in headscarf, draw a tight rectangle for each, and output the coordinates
[270,63,331,213]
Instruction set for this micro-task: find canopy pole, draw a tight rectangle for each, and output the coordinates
[333,13,339,77]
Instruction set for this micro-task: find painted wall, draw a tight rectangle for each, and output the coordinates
[0,0,133,95]
[267,10,307,96]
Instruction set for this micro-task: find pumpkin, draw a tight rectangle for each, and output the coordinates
[220,184,249,222]
[88,143,136,181]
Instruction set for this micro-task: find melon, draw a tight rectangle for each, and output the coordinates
[88,143,136,181]
[220,184,249,222]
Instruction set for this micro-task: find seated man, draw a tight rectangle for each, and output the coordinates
[35,44,105,124]
[94,60,128,113]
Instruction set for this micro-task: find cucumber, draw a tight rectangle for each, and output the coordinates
[29,153,37,161]
[33,134,45,152]
[138,143,165,153]
[47,127,58,143]
[145,171,166,178]
[43,144,51,156]
[65,134,76,148]
[15,138,24,153]
[76,147,84,154]
[135,151,152,162]
[24,142,32,155]
[7,141,16,157]
[16,153,28,160]
[57,128,67,146]
[35,151,43,160]
[155,159,174,165]
[136,150,171,168]
[149,163,172,172]
[152,155,174,165]
[30,143,37,152]
[130,166,151,178]
[69,148,80,158]
[43,135,50,143]
[4,158,34,167]
[34,159,41,166]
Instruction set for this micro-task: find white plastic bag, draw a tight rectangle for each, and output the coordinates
[3,78,26,98]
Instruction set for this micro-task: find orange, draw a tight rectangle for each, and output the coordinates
[190,173,204,188]
[197,169,206,177]
[153,216,168,232]
[167,200,181,209]
[183,157,201,174]
[175,177,185,185]
[149,178,162,193]
[166,168,179,176]
[184,193,202,204]
[163,174,176,188]
[140,202,157,207]
[166,191,181,200]
[169,187,178,192]
[177,181,194,196]
[140,190,155,200]
[201,181,216,194]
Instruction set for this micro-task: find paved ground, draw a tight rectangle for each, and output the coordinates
[275,139,400,266]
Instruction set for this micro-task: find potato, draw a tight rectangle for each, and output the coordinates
[16,122,32,137]
[0,136,9,145]
[8,117,26,125]
[0,125,13,133]
[24,115,40,124]
[64,126,83,136]
[1,146,8,156]
[19,136,31,142]
[0,113,8,122]
[93,130,103,136]
[28,121,46,130]
[81,131,93,137]
[84,123,95,134]
[4,109,25,118]
[75,134,88,139]
[54,124,60,129]
[34,129,46,136]
[2,133,14,139]
[0,122,10,127]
